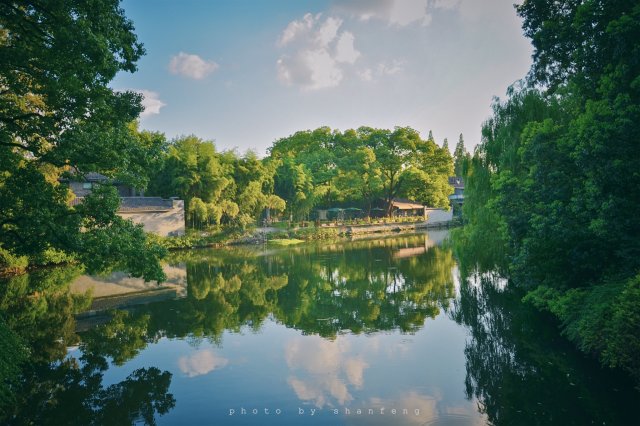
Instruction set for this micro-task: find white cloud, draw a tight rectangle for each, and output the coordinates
[334,31,360,64]
[333,0,429,26]
[332,0,462,27]
[316,17,342,47]
[177,349,228,378]
[305,49,343,89]
[377,59,405,75]
[278,13,318,47]
[430,0,460,10]
[332,0,393,22]
[129,89,165,117]
[169,52,219,80]
[357,68,374,82]
[276,14,360,90]
[357,59,405,82]
[389,0,431,26]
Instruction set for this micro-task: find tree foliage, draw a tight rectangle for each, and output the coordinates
[268,126,453,219]
[147,135,285,230]
[461,0,640,381]
[0,0,165,280]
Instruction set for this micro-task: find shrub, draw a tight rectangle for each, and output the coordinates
[0,246,28,274]
[524,273,640,383]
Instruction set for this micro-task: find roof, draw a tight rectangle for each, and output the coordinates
[118,197,174,212]
[448,176,464,189]
[390,198,424,210]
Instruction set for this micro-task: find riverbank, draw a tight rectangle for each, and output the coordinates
[228,218,460,245]
[0,219,461,277]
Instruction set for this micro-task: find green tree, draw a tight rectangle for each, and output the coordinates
[362,126,417,214]
[460,0,640,383]
[401,133,454,208]
[0,0,165,280]
[453,134,468,176]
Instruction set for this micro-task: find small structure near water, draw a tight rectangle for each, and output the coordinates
[388,198,427,219]
[62,172,185,236]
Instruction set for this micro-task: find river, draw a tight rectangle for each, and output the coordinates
[0,230,637,425]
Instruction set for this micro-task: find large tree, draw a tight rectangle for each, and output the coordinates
[361,126,417,214]
[0,0,165,280]
[268,126,454,216]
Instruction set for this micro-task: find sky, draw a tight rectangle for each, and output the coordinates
[112,0,533,156]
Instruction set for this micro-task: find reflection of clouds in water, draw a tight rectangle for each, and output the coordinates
[288,376,350,407]
[384,338,413,358]
[346,391,484,426]
[178,349,229,378]
[285,336,371,407]
[343,358,366,388]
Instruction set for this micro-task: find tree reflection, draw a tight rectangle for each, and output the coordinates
[1,233,455,424]
[0,267,88,363]
[135,234,456,342]
[451,232,639,425]
[0,268,176,425]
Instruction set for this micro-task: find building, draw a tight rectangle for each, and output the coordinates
[448,176,464,217]
[388,198,426,219]
[65,172,145,198]
[62,173,185,236]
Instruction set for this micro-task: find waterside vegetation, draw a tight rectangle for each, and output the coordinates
[456,1,640,383]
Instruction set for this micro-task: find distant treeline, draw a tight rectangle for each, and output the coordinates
[144,126,469,226]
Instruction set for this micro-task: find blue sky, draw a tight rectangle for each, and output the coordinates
[112,0,533,156]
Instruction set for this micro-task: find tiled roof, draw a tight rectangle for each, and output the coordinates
[118,197,174,212]
[391,198,424,210]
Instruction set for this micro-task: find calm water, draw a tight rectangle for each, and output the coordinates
[1,231,638,425]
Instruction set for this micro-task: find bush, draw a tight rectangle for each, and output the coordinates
[524,273,640,383]
[268,231,290,240]
[148,230,236,250]
[290,227,340,241]
[0,246,28,274]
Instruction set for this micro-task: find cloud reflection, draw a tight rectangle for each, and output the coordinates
[178,349,229,378]
[285,336,370,407]
[345,391,485,426]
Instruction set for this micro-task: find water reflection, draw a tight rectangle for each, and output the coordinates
[177,348,229,378]
[451,230,640,425]
[285,336,371,407]
[1,231,637,425]
[123,234,457,344]
[0,267,176,425]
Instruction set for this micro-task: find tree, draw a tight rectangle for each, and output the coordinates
[273,158,315,221]
[459,0,640,383]
[334,137,383,213]
[269,127,339,208]
[362,126,417,215]
[401,133,454,208]
[0,0,165,280]
[453,134,468,176]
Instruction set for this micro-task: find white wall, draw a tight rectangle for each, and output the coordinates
[118,200,185,237]
[425,208,453,224]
